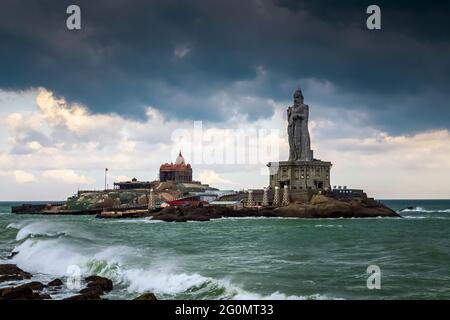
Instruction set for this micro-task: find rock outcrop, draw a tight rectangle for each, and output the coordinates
[151,206,276,222]
[64,275,113,300]
[0,264,32,282]
[14,281,46,291]
[0,264,51,300]
[150,195,399,222]
[0,265,115,300]
[275,195,399,218]
[134,292,158,300]
[0,281,51,300]
[47,279,64,287]
[85,275,113,291]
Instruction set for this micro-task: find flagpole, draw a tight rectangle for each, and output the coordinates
[104,168,108,191]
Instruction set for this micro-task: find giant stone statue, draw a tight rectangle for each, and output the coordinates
[287,88,313,161]
[267,88,331,192]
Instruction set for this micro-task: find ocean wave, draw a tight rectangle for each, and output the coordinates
[7,234,331,300]
[6,222,27,230]
[9,221,97,243]
[315,224,343,228]
[81,257,312,299]
[398,207,450,213]
[11,239,89,276]
[118,266,329,300]
[6,220,342,300]
[15,222,69,241]
[271,259,304,265]
[402,215,450,220]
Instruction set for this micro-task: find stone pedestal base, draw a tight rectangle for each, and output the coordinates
[267,160,332,191]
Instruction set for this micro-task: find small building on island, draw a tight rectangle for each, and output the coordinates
[159,151,193,183]
[113,177,151,190]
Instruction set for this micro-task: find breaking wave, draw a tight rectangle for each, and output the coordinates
[7,221,332,300]
[97,263,328,300]
[399,207,450,213]
[396,206,450,220]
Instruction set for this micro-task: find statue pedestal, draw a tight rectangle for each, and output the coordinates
[267,159,332,191]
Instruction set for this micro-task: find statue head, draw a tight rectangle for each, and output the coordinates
[293,88,304,105]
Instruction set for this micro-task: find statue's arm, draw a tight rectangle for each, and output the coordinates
[287,107,293,124]
[298,105,308,119]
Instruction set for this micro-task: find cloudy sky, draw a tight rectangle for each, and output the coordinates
[1,0,450,200]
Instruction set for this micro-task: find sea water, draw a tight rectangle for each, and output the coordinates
[0,200,449,299]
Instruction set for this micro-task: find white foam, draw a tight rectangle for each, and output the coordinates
[6,222,27,230]
[399,207,450,213]
[233,291,333,300]
[315,224,343,228]
[11,238,88,276]
[123,268,209,295]
[15,221,67,241]
[403,215,450,220]
[118,266,334,300]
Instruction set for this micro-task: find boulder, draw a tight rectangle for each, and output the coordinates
[15,281,46,291]
[63,292,102,300]
[0,286,34,300]
[0,275,25,282]
[275,194,400,218]
[47,278,64,287]
[0,264,32,282]
[79,285,104,296]
[0,286,52,300]
[134,292,157,300]
[32,292,52,300]
[85,275,113,292]
[63,275,113,300]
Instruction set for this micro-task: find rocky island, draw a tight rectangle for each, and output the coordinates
[147,89,398,221]
[147,193,398,222]
[11,89,399,221]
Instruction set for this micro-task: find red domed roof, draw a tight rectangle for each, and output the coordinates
[175,151,185,165]
[159,151,192,172]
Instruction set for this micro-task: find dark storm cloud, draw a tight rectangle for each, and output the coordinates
[0,0,449,134]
